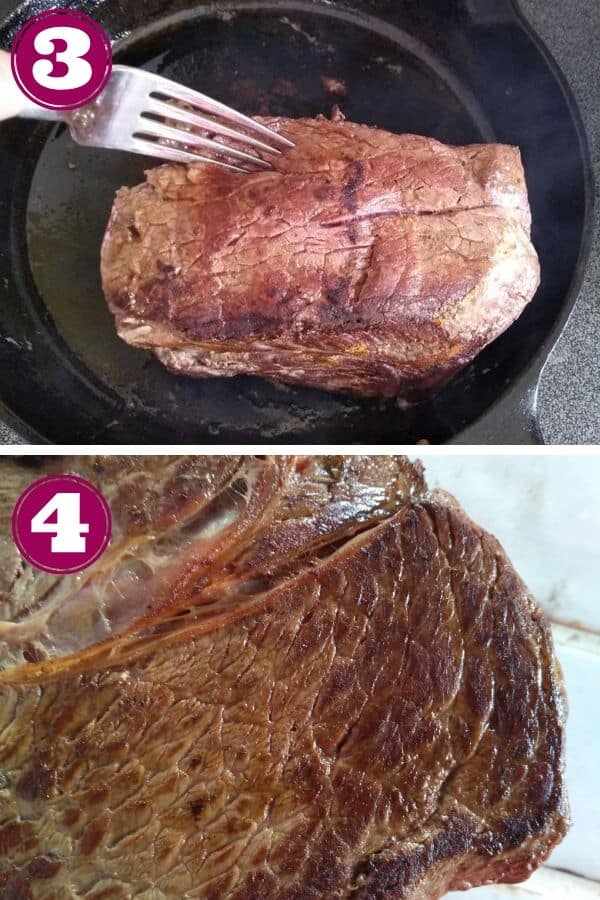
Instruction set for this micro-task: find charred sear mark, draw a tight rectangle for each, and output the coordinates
[342,160,365,212]
[15,757,56,803]
[325,276,352,307]
[156,259,177,275]
[190,797,205,819]
[127,222,141,240]
[25,857,62,880]
[314,183,332,201]
[62,807,81,827]
[234,312,282,338]
[79,819,106,855]
[0,873,31,898]
[23,643,45,664]
[110,289,134,312]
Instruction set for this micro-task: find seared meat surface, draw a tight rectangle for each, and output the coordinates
[0,456,566,898]
[101,116,540,398]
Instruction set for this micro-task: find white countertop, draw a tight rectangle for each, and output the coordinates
[420,456,600,897]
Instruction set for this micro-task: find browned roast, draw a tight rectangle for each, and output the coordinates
[0,456,567,898]
[101,116,540,398]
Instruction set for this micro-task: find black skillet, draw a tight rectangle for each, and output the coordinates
[0,0,593,444]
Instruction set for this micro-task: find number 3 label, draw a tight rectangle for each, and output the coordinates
[32,26,93,91]
[12,475,111,574]
[11,9,112,111]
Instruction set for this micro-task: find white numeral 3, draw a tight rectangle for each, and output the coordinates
[31,492,90,553]
[32,26,93,91]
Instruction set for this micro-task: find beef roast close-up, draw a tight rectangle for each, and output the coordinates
[0,456,567,898]
[101,116,540,399]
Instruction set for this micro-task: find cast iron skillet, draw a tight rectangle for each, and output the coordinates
[0,0,593,444]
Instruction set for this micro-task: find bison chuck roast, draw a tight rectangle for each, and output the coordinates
[101,116,540,398]
[0,456,567,898]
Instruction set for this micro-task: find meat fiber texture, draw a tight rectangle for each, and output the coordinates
[0,457,567,899]
[101,116,541,398]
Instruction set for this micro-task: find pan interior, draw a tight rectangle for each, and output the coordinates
[2,0,588,443]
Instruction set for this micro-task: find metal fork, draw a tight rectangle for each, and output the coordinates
[0,53,293,173]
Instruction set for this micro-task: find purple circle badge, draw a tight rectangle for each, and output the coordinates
[11,9,112,111]
[12,474,112,575]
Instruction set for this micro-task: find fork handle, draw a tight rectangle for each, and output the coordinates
[0,50,62,122]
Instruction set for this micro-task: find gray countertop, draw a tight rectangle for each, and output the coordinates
[524,0,600,444]
[0,0,598,446]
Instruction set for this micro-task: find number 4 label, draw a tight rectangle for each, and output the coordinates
[13,474,111,574]
[31,492,90,553]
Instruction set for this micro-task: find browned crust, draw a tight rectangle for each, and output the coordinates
[100,117,540,398]
[0,460,567,898]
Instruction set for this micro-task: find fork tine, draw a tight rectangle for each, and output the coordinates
[138,120,272,169]
[146,97,282,157]
[130,137,250,173]
[150,76,295,150]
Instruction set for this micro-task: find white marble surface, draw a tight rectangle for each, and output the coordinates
[447,869,600,898]
[422,456,600,631]
[419,456,600,896]
[549,630,600,880]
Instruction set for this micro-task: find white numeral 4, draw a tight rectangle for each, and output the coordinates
[31,492,90,553]
[32,26,93,91]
